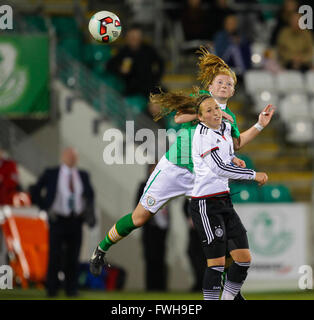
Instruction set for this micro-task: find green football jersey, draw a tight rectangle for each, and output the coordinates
[165,90,240,172]
[165,121,197,173]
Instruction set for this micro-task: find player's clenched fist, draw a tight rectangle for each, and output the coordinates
[255,172,268,186]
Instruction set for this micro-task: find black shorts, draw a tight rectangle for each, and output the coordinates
[190,195,249,259]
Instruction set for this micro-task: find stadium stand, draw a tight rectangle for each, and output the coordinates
[230,182,261,203]
[276,70,305,94]
[260,184,293,202]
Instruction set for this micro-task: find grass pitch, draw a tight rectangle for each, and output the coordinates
[0,289,313,300]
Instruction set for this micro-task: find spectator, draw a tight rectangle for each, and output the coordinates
[207,0,235,40]
[136,164,170,291]
[0,149,19,205]
[276,12,313,71]
[263,48,282,74]
[30,147,96,297]
[213,14,252,77]
[106,24,164,98]
[180,0,211,41]
[270,0,299,46]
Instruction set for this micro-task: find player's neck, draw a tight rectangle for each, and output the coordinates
[215,97,228,104]
[201,121,220,130]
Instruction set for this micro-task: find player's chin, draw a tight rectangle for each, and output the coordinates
[219,91,231,97]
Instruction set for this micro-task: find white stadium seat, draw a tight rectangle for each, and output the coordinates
[286,118,313,144]
[305,70,314,95]
[309,98,314,118]
[276,71,305,94]
[252,91,278,113]
[244,70,275,94]
[279,94,309,122]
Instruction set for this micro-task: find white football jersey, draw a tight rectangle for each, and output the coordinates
[192,121,256,198]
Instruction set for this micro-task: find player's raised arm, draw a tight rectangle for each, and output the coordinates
[235,104,276,150]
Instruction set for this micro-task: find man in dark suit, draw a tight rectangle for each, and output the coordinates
[30,147,96,297]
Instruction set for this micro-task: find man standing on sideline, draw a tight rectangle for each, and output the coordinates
[30,147,96,297]
[106,23,164,98]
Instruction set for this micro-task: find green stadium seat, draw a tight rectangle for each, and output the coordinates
[101,73,125,93]
[124,95,148,115]
[230,183,260,203]
[83,44,112,67]
[51,16,79,37]
[24,15,47,32]
[59,37,82,60]
[260,184,293,202]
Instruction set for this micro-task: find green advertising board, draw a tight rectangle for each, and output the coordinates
[0,34,49,116]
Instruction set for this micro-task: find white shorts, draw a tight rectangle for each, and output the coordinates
[140,155,195,214]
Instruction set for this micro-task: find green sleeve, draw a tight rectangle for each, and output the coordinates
[225,107,240,139]
[230,113,240,139]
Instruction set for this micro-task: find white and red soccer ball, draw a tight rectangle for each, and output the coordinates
[88,11,122,43]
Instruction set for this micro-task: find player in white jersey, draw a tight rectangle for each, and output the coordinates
[190,95,267,300]
[90,49,274,285]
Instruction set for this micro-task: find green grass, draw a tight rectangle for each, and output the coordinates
[0,289,314,300]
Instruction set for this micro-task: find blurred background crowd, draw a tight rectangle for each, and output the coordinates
[0,0,313,297]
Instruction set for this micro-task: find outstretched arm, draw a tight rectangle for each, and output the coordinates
[235,104,275,150]
[174,113,198,124]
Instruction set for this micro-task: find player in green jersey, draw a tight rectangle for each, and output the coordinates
[197,47,275,150]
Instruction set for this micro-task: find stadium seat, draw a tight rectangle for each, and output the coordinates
[276,71,305,94]
[51,16,79,37]
[285,118,313,144]
[124,95,148,115]
[229,183,260,203]
[278,93,309,123]
[58,36,83,60]
[83,44,112,68]
[310,98,314,118]
[244,70,275,94]
[260,184,292,202]
[250,42,267,68]
[252,91,278,113]
[305,70,314,95]
[101,73,125,93]
[24,15,47,32]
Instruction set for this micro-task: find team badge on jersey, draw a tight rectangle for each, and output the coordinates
[147,196,156,207]
[215,227,224,237]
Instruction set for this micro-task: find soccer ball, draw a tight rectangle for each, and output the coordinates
[88,11,122,43]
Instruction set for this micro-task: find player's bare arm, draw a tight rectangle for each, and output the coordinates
[234,104,275,150]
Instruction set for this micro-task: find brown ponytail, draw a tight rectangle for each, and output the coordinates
[149,87,212,121]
